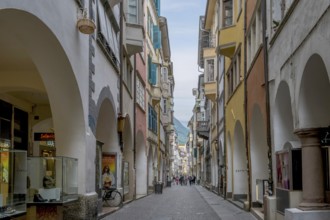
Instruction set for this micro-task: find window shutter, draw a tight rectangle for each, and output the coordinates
[151,63,157,85]
[148,56,152,84]
[153,25,161,49]
[154,0,160,15]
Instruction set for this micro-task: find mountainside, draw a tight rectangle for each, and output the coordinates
[174,117,189,144]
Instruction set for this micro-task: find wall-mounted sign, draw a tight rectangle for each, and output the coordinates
[320,128,330,146]
[34,133,55,141]
[102,153,117,188]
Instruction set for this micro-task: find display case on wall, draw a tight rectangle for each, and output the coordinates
[0,148,27,219]
[27,156,78,204]
[275,148,302,214]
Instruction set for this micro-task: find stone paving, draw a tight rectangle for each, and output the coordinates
[101,184,257,220]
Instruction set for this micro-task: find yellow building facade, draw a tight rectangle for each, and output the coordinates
[219,0,249,207]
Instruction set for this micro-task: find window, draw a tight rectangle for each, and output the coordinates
[136,77,145,110]
[161,67,168,82]
[97,0,120,67]
[205,59,215,82]
[154,0,160,16]
[148,56,157,85]
[247,4,263,69]
[163,99,167,114]
[124,60,132,93]
[223,0,233,27]
[153,25,161,49]
[227,51,241,97]
[127,0,138,24]
[147,14,154,41]
[148,105,157,134]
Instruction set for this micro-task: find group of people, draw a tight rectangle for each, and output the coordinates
[173,175,196,186]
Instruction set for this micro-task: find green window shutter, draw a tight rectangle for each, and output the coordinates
[154,0,160,15]
[151,63,157,85]
[148,56,152,84]
[153,25,161,49]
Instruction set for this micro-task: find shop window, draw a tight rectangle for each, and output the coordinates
[276,149,302,190]
[13,108,28,151]
[323,147,330,191]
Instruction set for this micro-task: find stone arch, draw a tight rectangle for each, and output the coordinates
[233,121,248,198]
[96,98,118,153]
[211,144,218,187]
[0,9,86,192]
[122,114,134,200]
[94,87,117,135]
[250,104,268,202]
[297,54,330,128]
[136,130,147,197]
[273,81,297,152]
[226,131,233,196]
[147,143,154,187]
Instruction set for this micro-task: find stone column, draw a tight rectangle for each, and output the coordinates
[295,128,329,209]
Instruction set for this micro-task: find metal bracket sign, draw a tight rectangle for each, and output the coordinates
[320,128,330,146]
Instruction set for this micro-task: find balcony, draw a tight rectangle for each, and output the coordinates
[218,26,237,58]
[196,121,209,139]
[150,85,161,106]
[204,81,216,102]
[126,23,144,55]
[162,82,170,98]
[203,46,216,58]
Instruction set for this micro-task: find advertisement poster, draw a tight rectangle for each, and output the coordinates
[276,151,290,189]
[0,151,9,183]
[123,161,129,194]
[102,153,116,188]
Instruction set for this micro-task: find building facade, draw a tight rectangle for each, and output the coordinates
[191,0,330,220]
[0,0,174,219]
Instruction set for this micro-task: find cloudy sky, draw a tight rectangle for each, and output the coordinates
[161,0,207,126]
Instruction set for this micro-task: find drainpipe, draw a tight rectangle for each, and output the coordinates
[119,0,124,200]
[157,104,161,181]
[262,0,273,196]
[223,57,227,199]
[133,54,137,199]
[243,0,252,210]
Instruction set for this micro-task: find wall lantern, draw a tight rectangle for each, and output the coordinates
[117,114,126,133]
[77,8,96,35]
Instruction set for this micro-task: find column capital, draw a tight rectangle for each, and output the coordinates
[294,127,322,138]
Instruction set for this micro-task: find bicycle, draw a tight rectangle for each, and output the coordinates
[102,187,123,207]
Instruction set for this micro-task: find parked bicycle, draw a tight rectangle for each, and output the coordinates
[102,187,122,207]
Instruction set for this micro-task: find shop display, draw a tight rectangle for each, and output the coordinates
[27,156,78,203]
[0,148,27,218]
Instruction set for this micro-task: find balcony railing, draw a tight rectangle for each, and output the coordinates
[196,121,209,139]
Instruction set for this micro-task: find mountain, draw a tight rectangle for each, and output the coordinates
[173,117,189,144]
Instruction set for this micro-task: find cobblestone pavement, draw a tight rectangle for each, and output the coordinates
[194,185,257,220]
[102,184,257,220]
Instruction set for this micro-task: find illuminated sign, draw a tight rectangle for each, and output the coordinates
[34,133,55,141]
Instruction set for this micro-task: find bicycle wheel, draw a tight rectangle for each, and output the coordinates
[107,190,122,207]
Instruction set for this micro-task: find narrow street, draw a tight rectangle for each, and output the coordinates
[102,185,257,220]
